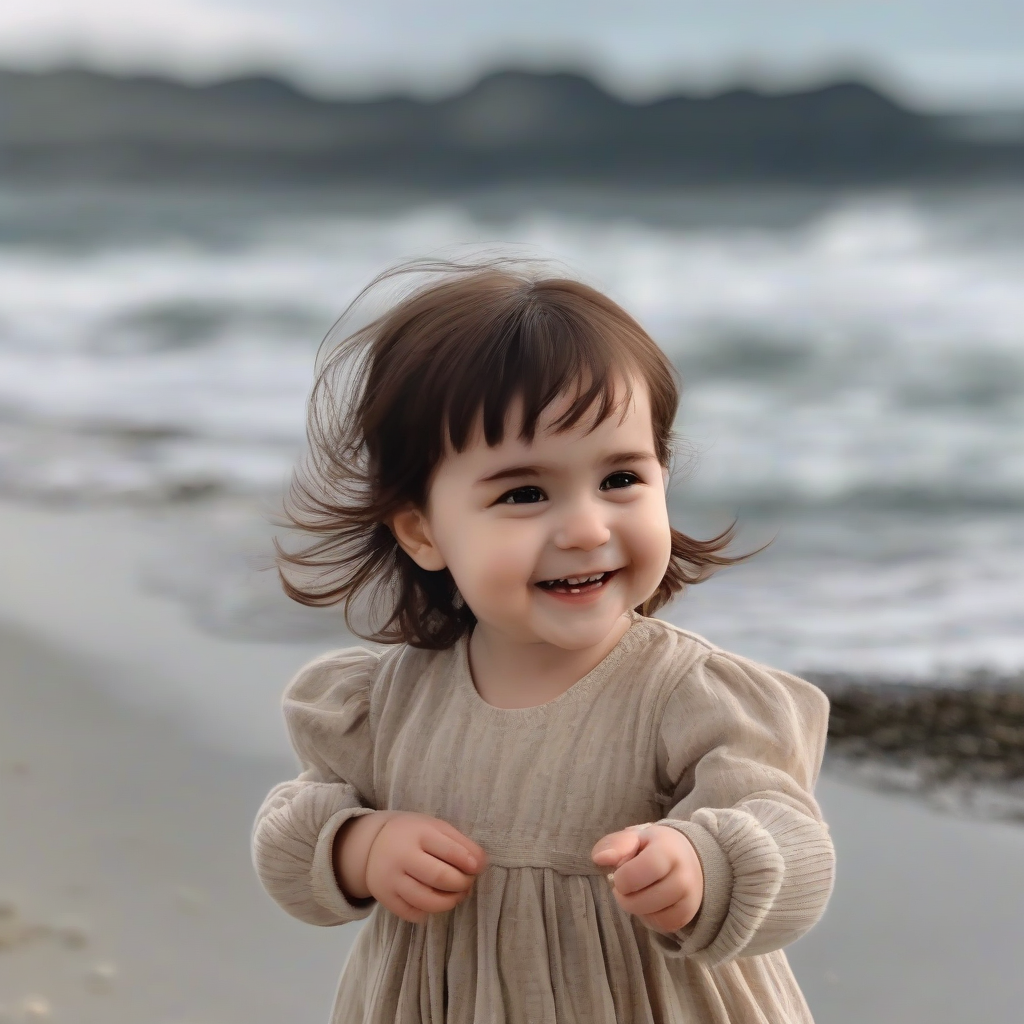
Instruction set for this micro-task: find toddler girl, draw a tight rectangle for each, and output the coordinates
[253,262,835,1023]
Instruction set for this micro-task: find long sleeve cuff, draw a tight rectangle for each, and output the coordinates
[310,806,380,923]
[645,799,833,966]
[252,779,379,927]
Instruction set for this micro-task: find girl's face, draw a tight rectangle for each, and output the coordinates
[393,377,673,652]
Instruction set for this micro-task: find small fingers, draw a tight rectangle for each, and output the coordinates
[613,872,687,918]
[406,851,474,893]
[609,845,672,895]
[426,821,487,873]
[395,874,467,916]
[591,831,641,866]
[387,891,427,925]
[643,897,697,935]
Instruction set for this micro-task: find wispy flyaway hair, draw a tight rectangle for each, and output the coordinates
[275,258,754,648]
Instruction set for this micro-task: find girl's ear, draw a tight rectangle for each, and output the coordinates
[388,506,447,571]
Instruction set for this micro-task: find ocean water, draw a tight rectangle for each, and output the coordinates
[1,184,1022,679]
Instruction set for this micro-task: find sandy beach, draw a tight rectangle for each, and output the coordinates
[2,499,1024,1023]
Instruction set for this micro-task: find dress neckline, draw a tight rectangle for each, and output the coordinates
[454,610,651,720]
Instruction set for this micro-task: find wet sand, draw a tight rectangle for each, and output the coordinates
[2,500,1024,1023]
[0,621,357,1024]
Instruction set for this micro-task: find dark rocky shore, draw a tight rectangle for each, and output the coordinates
[810,671,1024,825]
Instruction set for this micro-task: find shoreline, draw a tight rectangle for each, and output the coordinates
[0,497,345,760]
[3,496,1024,820]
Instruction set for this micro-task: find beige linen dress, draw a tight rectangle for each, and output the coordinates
[253,611,835,1023]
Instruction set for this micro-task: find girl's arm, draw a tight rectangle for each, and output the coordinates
[333,809,398,900]
[648,648,836,967]
[252,647,382,927]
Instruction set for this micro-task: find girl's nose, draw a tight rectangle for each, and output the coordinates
[553,499,612,551]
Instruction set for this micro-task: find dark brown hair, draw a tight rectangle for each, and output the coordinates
[275,259,753,648]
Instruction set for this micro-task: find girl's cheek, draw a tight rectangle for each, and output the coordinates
[481,529,541,587]
[447,523,536,593]
[631,501,673,579]
[489,541,537,585]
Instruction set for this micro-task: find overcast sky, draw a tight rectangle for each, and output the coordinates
[2,0,1023,110]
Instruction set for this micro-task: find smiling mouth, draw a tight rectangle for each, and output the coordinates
[535,569,619,595]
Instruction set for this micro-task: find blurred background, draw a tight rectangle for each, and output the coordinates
[1,3,1024,1023]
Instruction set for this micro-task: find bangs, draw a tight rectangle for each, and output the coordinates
[361,270,677,507]
[442,289,639,454]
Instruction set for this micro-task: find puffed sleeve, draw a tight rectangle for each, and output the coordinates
[649,648,836,966]
[251,646,382,927]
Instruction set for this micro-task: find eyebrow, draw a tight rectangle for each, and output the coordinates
[475,451,659,485]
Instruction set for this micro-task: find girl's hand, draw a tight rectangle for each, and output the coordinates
[365,812,488,925]
[591,824,704,935]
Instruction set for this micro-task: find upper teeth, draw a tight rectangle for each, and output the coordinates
[556,573,606,585]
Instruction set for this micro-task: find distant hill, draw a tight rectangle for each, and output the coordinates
[1,67,1022,185]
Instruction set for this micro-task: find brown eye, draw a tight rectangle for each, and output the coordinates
[498,486,546,505]
[601,472,639,491]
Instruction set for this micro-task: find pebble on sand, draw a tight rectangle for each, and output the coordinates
[52,916,90,949]
[0,902,93,951]
[84,961,118,994]
[19,997,52,1022]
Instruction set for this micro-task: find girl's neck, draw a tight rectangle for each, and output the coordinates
[466,614,634,710]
